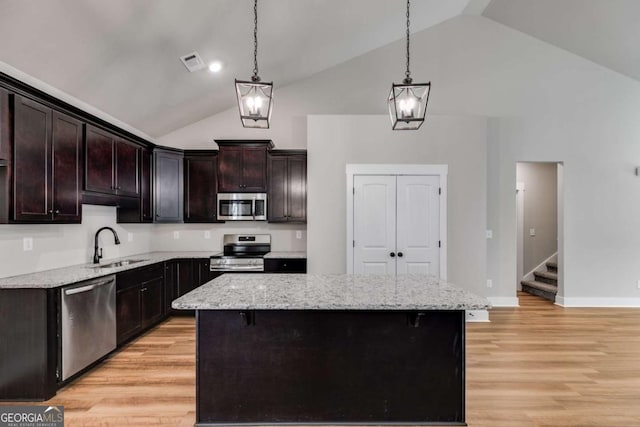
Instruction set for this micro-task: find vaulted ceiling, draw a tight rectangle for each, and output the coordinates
[0,0,637,138]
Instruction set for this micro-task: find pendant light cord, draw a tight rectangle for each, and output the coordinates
[404,0,412,84]
[252,0,260,81]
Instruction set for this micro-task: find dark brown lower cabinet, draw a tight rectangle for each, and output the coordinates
[264,258,307,273]
[116,264,165,345]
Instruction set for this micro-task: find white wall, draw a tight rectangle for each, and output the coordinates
[0,205,153,278]
[160,15,640,304]
[307,115,487,296]
[0,204,306,279]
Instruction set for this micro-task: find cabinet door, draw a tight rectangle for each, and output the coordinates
[51,111,82,223]
[115,140,139,197]
[13,96,52,222]
[85,125,115,194]
[242,146,267,192]
[185,155,217,222]
[193,258,212,286]
[154,149,183,222]
[175,260,195,298]
[116,284,141,345]
[287,156,307,222]
[164,261,176,315]
[140,149,153,222]
[141,277,164,329]
[267,156,288,222]
[217,146,243,192]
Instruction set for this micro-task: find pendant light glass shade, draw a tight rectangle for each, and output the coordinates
[388,81,430,130]
[235,79,273,129]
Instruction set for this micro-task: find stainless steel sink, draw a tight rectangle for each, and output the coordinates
[89,259,148,269]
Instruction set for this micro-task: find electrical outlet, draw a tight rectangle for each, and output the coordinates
[486,279,493,288]
[23,237,33,251]
[173,231,180,240]
[296,230,302,239]
[204,230,211,239]
[127,232,133,242]
[637,279,640,290]
[486,230,493,239]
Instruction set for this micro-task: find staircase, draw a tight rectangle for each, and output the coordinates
[521,261,558,302]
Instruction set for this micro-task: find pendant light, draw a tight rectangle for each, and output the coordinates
[387,0,430,130]
[235,0,273,129]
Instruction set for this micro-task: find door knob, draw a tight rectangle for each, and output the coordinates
[390,252,396,257]
[397,252,404,257]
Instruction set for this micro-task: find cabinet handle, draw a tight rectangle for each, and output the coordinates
[141,287,148,292]
[390,252,396,257]
[397,252,404,258]
[48,209,53,214]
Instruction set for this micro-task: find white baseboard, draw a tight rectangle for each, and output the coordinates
[556,296,640,307]
[465,310,490,322]
[487,297,520,307]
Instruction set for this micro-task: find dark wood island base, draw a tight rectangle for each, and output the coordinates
[195,309,466,426]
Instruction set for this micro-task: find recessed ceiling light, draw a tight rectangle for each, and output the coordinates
[208,61,223,73]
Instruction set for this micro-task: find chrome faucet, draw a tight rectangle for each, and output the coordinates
[93,227,121,264]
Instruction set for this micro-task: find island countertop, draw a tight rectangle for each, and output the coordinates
[171,273,491,311]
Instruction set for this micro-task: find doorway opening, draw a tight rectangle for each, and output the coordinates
[516,162,563,303]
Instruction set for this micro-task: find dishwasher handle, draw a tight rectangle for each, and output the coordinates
[64,278,114,295]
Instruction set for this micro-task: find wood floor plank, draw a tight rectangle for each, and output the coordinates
[2,293,640,426]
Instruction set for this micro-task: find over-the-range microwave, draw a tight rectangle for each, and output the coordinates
[217,193,267,221]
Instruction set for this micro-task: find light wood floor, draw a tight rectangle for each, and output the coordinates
[3,292,640,426]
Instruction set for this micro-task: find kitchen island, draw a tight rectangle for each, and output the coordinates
[172,274,490,426]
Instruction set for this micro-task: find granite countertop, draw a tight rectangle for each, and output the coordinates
[172,274,491,311]
[264,251,307,259]
[0,251,217,289]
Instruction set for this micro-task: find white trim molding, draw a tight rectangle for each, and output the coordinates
[488,297,520,307]
[556,297,640,308]
[345,164,448,279]
[466,310,490,322]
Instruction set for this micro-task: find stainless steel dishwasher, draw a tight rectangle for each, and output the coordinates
[60,275,116,381]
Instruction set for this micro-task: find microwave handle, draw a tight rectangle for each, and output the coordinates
[252,199,256,220]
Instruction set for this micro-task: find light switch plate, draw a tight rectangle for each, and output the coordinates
[23,237,33,251]
[486,230,493,239]
[529,228,536,237]
[173,231,180,240]
[296,231,302,239]
[127,232,133,242]
[204,230,211,239]
[486,279,493,288]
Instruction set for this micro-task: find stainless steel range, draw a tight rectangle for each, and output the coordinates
[210,234,271,272]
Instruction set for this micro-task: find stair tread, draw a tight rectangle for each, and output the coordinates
[534,270,558,280]
[546,261,558,269]
[521,280,558,294]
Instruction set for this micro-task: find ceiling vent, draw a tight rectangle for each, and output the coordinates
[180,51,206,72]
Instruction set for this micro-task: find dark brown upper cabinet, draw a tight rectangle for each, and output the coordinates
[85,124,140,197]
[12,95,82,223]
[216,140,273,193]
[140,148,153,222]
[268,151,307,223]
[154,148,183,223]
[0,88,12,223]
[117,147,153,223]
[184,151,222,223]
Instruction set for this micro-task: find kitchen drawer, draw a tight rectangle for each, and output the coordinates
[264,258,307,273]
[116,263,164,290]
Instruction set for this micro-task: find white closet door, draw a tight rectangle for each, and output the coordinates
[396,175,440,276]
[353,175,397,275]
